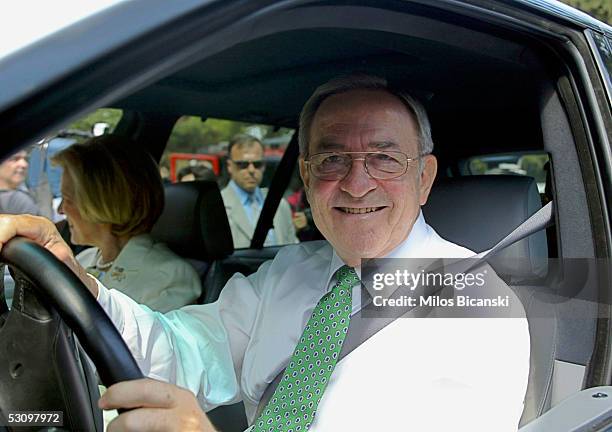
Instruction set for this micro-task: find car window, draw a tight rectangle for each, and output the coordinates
[0,0,126,58]
[26,108,122,221]
[162,116,298,249]
[592,32,612,78]
[591,31,612,98]
[463,152,550,194]
[3,108,121,309]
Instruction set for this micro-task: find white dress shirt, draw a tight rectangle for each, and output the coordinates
[96,212,530,431]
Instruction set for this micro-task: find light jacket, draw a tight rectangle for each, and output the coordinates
[221,185,298,249]
[77,234,201,313]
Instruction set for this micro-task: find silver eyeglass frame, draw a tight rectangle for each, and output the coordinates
[303,151,424,180]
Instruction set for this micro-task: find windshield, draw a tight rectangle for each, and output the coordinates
[0,0,127,58]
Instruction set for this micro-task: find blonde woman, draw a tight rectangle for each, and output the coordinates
[52,135,201,312]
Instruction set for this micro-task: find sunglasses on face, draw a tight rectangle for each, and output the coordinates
[231,160,265,170]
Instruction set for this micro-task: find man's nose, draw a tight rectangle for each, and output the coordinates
[339,157,377,197]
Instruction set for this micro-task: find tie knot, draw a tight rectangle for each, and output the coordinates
[336,265,358,287]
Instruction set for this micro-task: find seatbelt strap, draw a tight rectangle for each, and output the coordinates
[472,200,554,263]
[254,201,554,421]
[251,134,299,249]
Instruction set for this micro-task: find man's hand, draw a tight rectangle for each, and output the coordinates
[0,214,98,296]
[100,378,216,432]
[292,212,308,231]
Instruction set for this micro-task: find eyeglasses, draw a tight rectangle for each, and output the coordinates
[304,151,422,181]
[231,159,265,170]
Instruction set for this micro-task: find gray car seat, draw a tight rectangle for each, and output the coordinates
[151,180,234,289]
[150,180,248,431]
[423,175,554,426]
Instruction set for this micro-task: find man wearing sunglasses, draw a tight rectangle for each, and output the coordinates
[0,74,528,431]
[221,133,297,248]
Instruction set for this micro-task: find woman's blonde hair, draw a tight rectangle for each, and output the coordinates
[52,135,164,237]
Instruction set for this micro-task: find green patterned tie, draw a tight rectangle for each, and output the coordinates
[253,265,358,432]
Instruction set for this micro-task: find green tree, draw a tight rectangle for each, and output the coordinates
[559,0,611,24]
[518,154,549,183]
[469,158,488,175]
[166,117,250,153]
[67,108,123,138]
[166,116,293,154]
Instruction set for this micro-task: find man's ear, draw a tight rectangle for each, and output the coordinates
[418,154,437,206]
[226,159,234,177]
[299,158,310,191]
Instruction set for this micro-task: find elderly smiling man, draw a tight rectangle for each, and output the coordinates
[0,75,529,432]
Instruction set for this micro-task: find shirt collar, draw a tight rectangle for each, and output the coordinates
[229,180,263,206]
[384,210,430,260]
[325,209,430,294]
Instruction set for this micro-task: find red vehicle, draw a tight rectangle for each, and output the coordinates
[168,152,221,182]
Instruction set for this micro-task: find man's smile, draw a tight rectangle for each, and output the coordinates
[335,206,387,214]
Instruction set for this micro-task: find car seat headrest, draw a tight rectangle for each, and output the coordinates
[151,181,234,261]
[422,175,548,281]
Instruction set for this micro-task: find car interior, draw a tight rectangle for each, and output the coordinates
[0,1,610,431]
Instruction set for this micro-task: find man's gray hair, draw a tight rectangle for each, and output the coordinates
[298,74,434,158]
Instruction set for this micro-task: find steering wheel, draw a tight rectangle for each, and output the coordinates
[0,237,143,431]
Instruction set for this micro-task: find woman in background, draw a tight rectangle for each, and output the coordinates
[52,135,201,312]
